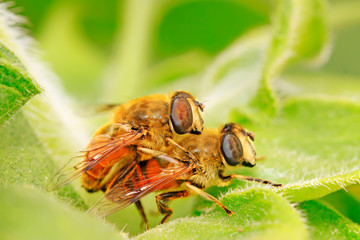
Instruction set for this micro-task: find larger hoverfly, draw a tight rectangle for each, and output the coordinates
[47,91,205,193]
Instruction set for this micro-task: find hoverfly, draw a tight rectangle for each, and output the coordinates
[88,122,282,228]
[47,91,205,193]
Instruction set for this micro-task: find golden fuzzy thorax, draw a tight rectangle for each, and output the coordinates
[111,94,173,151]
[172,129,225,188]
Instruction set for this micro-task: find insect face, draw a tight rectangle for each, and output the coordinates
[170,91,204,135]
[220,123,256,167]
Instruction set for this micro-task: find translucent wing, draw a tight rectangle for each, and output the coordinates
[87,155,194,217]
[79,103,121,117]
[46,128,143,191]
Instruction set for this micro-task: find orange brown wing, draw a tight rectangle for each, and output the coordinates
[87,155,194,217]
[46,128,143,191]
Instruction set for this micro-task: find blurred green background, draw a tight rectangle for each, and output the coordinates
[4,0,359,104]
[6,0,271,101]
[1,0,360,238]
[5,0,360,104]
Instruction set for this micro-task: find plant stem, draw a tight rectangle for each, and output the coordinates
[103,0,158,102]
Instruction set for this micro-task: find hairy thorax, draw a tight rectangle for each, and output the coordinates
[112,94,172,150]
[174,130,225,188]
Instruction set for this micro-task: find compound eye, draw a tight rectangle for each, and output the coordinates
[170,97,193,134]
[221,133,243,166]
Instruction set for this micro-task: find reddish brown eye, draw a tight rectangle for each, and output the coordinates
[221,133,243,166]
[170,97,193,134]
[174,91,192,99]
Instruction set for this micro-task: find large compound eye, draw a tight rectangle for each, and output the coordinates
[174,91,193,99]
[170,97,193,134]
[220,133,243,166]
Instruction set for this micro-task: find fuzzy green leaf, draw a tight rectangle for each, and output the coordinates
[0,185,127,240]
[349,185,360,204]
[0,111,54,187]
[230,98,360,202]
[0,42,41,125]
[0,109,86,209]
[136,188,307,240]
[299,200,360,239]
[248,0,328,119]
[200,0,329,126]
[280,72,360,102]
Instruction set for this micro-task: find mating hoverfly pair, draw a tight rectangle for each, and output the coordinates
[47,91,282,229]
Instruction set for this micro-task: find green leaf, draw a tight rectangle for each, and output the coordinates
[0,0,93,213]
[0,42,41,126]
[136,188,307,240]
[280,1,360,102]
[199,97,360,209]
[279,170,360,202]
[0,111,54,187]
[0,109,86,209]
[299,200,360,239]
[0,185,127,240]
[234,98,360,202]
[349,184,360,203]
[199,0,329,126]
[280,72,360,102]
[0,3,89,207]
[248,0,328,119]
[320,189,360,225]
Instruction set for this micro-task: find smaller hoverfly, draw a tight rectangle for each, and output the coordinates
[88,123,282,228]
[47,91,204,192]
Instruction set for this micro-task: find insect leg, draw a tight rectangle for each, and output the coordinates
[137,147,166,158]
[137,147,182,165]
[218,171,283,187]
[155,190,190,224]
[94,103,120,113]
[184,182,234,216]
[135,200,149,230]
[165,137,197,161]
[256,156,266,161]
